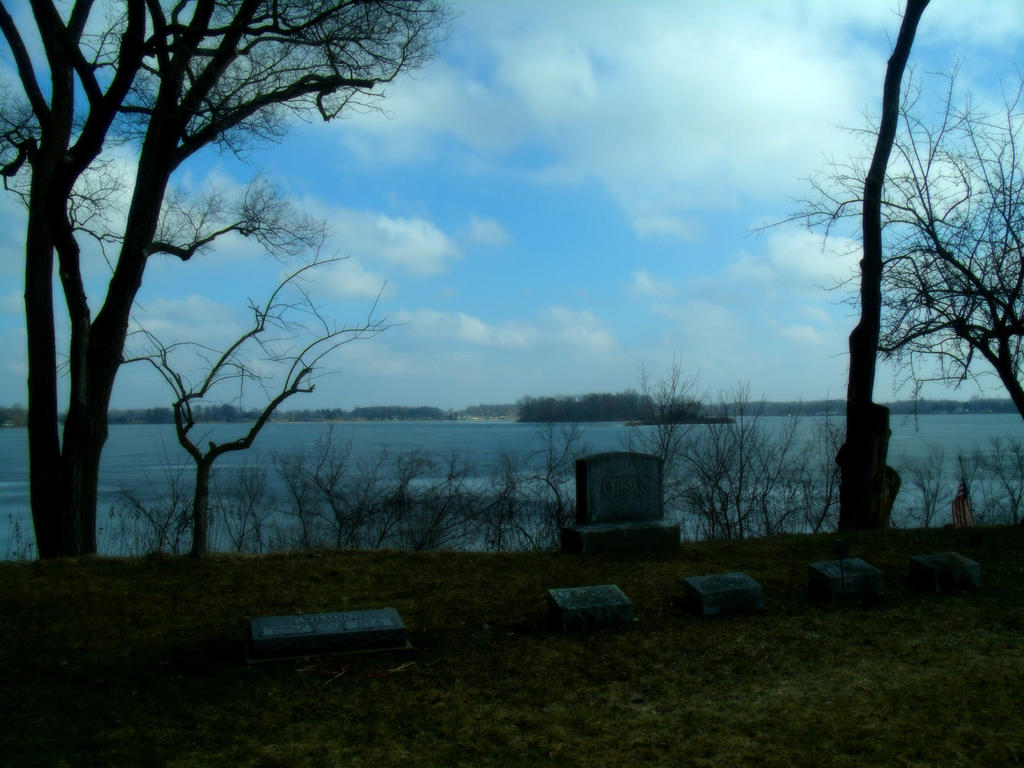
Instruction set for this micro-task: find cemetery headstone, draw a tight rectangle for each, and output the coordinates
[909,551,981,593]
[560,452,679,554]
[684,572,764,617]
[808,558,885,602]
[547,585,634,631]
[247,607,408,662]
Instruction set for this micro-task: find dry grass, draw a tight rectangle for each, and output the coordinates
[1,527,1022,767]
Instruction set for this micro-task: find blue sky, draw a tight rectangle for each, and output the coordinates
[3,1,1024,411]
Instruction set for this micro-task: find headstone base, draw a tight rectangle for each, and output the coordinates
[684,572,764,617]
[560,521,679,554]
[247,608,408,663]
[547,585,634,631]
[909,551,980,592]
[808,558,884,602]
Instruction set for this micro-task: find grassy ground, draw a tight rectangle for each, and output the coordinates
[1,526,1022,767]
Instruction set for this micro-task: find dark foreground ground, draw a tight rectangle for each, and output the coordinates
[1,526,1022,767]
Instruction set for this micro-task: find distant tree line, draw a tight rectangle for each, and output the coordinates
[12,395,1015,430]
[513,393,1019,422]
[516,390,704,423]
[0,405,27,427]
[732,398,1020,417]
[277,405,451,422]
[886,399,1020,415]
[106,405,257,425]
[463,403,518,419]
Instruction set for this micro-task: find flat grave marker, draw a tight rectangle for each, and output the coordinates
[808,558,885,602]
[909,551,981,593]
[247,607,408,662]
[547,585,634,631]
[684,572,764,617]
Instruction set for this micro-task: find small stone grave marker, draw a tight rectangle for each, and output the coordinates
[560,452,679,554]
[247,607,408,662]
[808,558,884,602]
[909,551,980,593]
[547,585,634,631]
[684,572,764,617]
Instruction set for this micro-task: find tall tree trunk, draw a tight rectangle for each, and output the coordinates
[838,0,929,530]
[190,457,214,557]
[25,189,67,557]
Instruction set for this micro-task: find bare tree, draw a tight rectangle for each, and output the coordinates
[839,0,929,530]
[789,0,928,529]
[874,71,1024,418]
[800,66,1024,420]
[624,360,702,518]
[0,0,447,557]
[679,384,812,540]
[630,362,701,463]
[126,258,387,556]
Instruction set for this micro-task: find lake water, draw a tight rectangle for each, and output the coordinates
[3,413,1023,556]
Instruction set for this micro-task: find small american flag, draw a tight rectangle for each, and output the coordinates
[951,479,975,529]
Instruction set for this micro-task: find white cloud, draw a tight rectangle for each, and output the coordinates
[128,295,244,348]
[326,1,1024,243]
[394,308,534,348]
[727,229,859,296]
[543,307,617,353]
[392,305,616,354]
[329,1,890,236]
[631,215,703,241]
[630,270,674,299]
[800,305,835,326]
[921,1,1024,47]
[655,300,739,340]
[318,257,392,300]
[776,323,825,346]
[465,216,511,246]
[330,209,460,275]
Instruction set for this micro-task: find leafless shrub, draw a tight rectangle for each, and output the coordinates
[111,455,192,555]
[272,427,489,552]
[678,384,815,540]
[392,453,482,552]
[4,515,35,561]
[479,451,531,552]
[215,463,272,554]
[899,446,947,528]
[477,423,582,552]
[274,445,328,549]
[960,437,1024,525]
[804,409,844,533]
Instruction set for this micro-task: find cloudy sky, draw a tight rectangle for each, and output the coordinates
[3,0,1024,411]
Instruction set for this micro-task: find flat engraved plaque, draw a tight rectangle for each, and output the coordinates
[248,608,407,661]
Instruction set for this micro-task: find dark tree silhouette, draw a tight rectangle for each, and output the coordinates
[835,0,929,530]
[807,69,1024,421]
[0,0,446,557]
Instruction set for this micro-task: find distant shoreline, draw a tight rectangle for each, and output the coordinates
[6,396,1017,429]
[27,409,1019,428]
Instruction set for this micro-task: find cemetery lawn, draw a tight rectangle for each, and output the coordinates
[2,527,1023,767]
